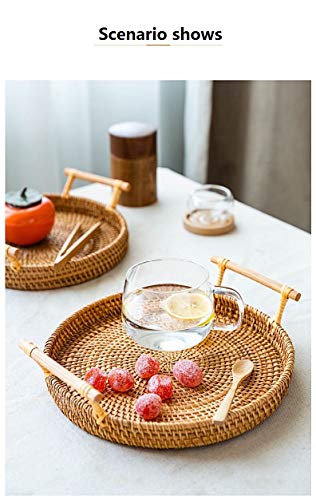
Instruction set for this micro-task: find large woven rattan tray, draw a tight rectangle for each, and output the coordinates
[19,257,301,449]
[5,168,130,290]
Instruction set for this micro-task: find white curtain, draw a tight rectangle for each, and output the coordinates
[5,80,212,192]
[5,81,160,193]
[184,81,213,183]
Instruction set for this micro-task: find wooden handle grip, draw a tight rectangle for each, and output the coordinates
[210,256,301,324]
[211,256,301,301]
[62,168,131,208]
[63,168,130,192]
[18,339,103,403]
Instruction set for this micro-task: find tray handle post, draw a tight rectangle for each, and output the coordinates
[62,168,131,209]
[210,256,301,325]
[18,339,108,427]
[5,244,21,272]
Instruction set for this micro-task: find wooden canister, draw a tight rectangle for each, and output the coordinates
[109,122,157,207]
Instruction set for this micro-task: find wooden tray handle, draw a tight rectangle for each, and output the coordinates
[5,244,21,272]
[210,256,301,325]
[18,339,108,427]
[62,168,131,209]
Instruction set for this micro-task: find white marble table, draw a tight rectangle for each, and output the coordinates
[6,168,310,495]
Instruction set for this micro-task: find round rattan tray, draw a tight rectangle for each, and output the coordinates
[5,169,129,290]
[19,257,300,449]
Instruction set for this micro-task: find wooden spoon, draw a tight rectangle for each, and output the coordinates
[213,359,254,425]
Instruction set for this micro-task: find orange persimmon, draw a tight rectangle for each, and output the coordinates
[5,196,55,246]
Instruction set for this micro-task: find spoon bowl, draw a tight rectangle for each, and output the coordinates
[232,359,254,380]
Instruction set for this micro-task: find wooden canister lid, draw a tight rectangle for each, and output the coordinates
[109,121,157,159]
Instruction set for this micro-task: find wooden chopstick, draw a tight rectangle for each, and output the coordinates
[54,222,82,263]
[54,220,102,271]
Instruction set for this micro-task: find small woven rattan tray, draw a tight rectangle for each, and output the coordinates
[19,257,301,449]
[5,168,130,290]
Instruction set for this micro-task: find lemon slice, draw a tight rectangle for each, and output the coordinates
[162,292,213,321]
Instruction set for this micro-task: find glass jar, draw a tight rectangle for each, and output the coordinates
[184,185,235,235]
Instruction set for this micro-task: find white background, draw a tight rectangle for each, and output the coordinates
[0,0,314,79]
[1,0,314,498]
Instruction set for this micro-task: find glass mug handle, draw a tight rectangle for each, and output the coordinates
[208,284,244,332]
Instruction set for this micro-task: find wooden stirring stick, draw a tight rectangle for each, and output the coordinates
[213,359,254,425]
[54,220,102,271]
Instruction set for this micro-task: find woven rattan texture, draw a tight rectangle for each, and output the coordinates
[44,293,294,449]
[5,195,128,290]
